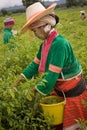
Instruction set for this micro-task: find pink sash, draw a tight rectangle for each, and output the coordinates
[38,29,58,72]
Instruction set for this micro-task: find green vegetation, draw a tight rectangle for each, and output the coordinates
[40,96,64,104]
[0,6,87,129]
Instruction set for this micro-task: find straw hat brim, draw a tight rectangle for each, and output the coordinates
[21,3,57,33]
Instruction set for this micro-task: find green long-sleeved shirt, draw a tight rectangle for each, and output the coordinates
[3,28,13,44]
[22,34,82,95]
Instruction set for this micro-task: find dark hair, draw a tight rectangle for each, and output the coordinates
[49,14,59,24]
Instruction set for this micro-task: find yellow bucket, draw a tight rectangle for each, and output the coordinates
[40,95,66,125]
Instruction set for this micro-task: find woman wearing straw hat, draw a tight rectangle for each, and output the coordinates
[14,2,87,130]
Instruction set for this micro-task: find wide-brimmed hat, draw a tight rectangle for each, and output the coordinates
[4,17,15,26]
[21,2,57,33]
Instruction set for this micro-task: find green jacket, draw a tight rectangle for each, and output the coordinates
[3,28,13,44]
[22,34,82,95]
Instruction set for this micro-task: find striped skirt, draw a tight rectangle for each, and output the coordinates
[63,87,87,129]
[52,75,87,129]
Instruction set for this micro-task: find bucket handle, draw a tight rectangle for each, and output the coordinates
[61,91,66,104]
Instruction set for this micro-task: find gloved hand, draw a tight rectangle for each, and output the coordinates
[13,75,25,88]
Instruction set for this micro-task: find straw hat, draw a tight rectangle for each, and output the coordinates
[21,2,57,33]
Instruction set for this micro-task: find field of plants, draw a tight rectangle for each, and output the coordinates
[0,6,87,130]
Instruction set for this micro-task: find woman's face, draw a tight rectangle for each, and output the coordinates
[5,24,14,29]
[31,26,49,40]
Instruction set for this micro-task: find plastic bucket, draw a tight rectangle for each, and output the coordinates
[40,95,66,125]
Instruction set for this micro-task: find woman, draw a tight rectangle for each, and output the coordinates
[14,2,87,130]
[3,17,15,44]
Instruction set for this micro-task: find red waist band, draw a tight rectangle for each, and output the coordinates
[55,74,82,92]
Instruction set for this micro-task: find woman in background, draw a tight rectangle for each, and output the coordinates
[3,17,15,44]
